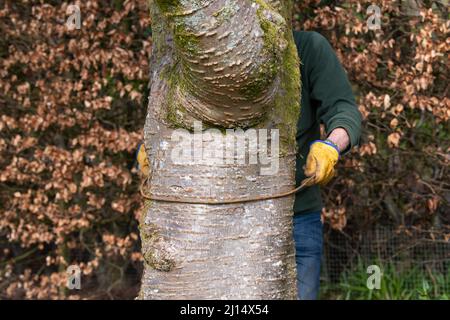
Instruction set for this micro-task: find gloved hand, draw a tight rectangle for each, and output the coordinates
[136,142,150,177]
[303,140,340,187]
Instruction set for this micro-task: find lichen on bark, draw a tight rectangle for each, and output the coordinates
[140,0,300,299]
[151,0,300,146]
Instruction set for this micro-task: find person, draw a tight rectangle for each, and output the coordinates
[292,30,362,299]
[137,30,362,300]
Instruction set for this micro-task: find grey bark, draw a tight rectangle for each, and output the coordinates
[139,0,300,299]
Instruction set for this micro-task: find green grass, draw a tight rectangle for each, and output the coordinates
[320,261,450,300]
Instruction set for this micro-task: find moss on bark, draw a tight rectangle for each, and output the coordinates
[151,0,300,148]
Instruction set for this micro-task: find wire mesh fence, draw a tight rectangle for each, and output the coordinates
[321,225,450,299]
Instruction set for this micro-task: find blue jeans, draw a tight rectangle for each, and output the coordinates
[293,211,323,300]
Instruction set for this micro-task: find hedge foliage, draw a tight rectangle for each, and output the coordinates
[0,0,448,299]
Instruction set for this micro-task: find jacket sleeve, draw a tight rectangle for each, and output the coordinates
[305,32,362,154]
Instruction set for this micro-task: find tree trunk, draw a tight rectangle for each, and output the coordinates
[139,0,300,299]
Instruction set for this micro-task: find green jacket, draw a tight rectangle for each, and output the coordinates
[293,31,362,215]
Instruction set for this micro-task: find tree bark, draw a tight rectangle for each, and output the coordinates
[139,0,300,299]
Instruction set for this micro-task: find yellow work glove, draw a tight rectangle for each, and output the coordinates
[136,142,150,177]
[303,140,340,187]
